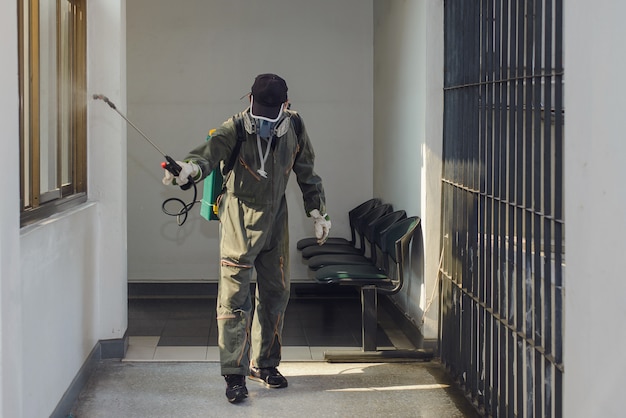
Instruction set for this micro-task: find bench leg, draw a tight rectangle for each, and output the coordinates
[361,285,378,352]
[323,286,434,363]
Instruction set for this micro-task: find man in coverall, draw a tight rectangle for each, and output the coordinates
[163,74,331,403]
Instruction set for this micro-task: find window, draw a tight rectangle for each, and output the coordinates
[18,0,87,226]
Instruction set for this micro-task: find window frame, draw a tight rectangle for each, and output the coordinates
[18,0,87,227]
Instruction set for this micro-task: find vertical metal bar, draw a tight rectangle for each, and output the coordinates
[499,323,507,416]
[481,1,493,412]
[493,0,506,322]
[523,0,533,337]
[515,1,525,415]
[467,0,477,299]
[485,0,495,324]
[30,0,41,208]
[75,0,88,193]
[545,359,553,418]
[493,318,500,417]
[505,0,515,329]
[469,1,481,399]
[455,4,466,338]
[492,0,502,324]
[543,0,554,416]
[57,1,65,192]
[517,335,524,417]
[474,303,485,405]
[494,2,508,414]
[471,295,479,402]
[500,4,511,413]
[524,0,535,413]
[440,271,448,360]
[508,331,515,417]
[470,2,481,307]
[504,2,518,413]
[18,0,26,210]
[554,1,564,416]
[472,0,485,383]
[526,343,534,416]
[485,312,493,414]
[533,0,544,415]
[454,284,461,371]
[455,0,468,378]
[479,0,488,335]
[442,0,454,372]
[543,0,553,356]
[462,293,470,390]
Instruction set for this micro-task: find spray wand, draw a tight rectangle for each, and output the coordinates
[93,94,197,225]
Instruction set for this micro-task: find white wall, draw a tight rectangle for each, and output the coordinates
[20,206,101,416]
[0,0,128,416]
[373,0,443,340]
[88,0,128,340]
[0,1,22,416]
[126,0,374,282]
[563,1,626,416]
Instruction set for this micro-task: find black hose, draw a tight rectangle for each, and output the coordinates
[161,181,198,226]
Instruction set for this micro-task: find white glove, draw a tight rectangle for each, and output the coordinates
[162,160,200,186]
[310,209,331,245]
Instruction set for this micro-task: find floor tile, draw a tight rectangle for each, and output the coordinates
[282,334,309,345]
[160,322,210,337]
[153,346,208,361]
[126,319,166,336]
[305,334,359,347]
[206,346,219,361]
[128,336,160,347]
[158,336,210,347]
[124,345,157,361]
[310,346,358,361]
[281,346,312,361]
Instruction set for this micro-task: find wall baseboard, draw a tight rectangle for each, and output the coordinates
[50,334,128,418]
[128,282,218,298]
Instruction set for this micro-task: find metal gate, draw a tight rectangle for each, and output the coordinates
[440,1,564,416]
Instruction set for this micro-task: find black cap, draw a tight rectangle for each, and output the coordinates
[250,73,288,120]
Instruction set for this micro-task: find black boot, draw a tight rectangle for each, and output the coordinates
[224,374,248,403]
[249,366,288,388]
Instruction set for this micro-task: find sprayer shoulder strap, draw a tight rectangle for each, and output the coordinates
[224,114,246,174]
[290,112,303,137]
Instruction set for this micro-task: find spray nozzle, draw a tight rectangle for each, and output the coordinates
[92,93,116,110]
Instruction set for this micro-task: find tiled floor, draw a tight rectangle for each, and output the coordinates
[74,286,481,417]
[125,285,405,362]
[72,361,482,417]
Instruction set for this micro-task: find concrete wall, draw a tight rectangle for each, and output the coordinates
[0,0,128,416]
[563,1,626,416]
[126,0,374,282]
[373,0,443,340]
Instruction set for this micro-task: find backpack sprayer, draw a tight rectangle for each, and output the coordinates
[93,94,197,225]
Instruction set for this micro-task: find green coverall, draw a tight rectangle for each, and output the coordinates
[185,109,326,376]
